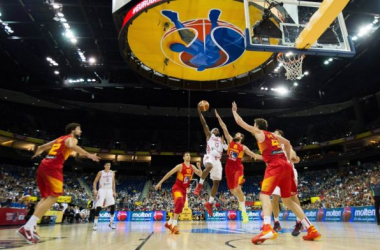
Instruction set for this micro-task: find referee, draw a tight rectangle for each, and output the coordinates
[370,176,380,225]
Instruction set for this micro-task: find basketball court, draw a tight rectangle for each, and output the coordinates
[1,221,379,249]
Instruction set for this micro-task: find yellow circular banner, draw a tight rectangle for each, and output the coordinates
[124,0,277,81]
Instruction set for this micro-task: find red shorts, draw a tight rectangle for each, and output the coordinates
[261,159,297,198]
[225,164,245,190]
[172,184,186,202]
[37,162,64,198]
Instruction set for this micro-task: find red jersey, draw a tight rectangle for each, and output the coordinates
[41,135,73,168]
[174,163,194,189]
[257,130,287,163]
[226,141,244,166]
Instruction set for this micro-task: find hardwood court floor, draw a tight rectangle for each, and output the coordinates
[1,221,380,250]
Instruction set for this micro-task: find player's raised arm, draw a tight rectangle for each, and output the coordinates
[112,172,117,197]
[198,107,211,140]
[93,171,101,196]
[232,102,264,142]
[155,164,182,190]
[65,137,100,162]
[243,146,263,161]
[215,109,233,144]
[192,162,203,177]
[32,140,56,159]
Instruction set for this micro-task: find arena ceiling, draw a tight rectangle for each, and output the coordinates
[0,0,379,111]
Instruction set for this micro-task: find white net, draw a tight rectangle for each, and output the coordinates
[277,53,305,80]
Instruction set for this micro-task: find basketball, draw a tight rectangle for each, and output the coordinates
[198,100,210,112]
[117,211,127,221]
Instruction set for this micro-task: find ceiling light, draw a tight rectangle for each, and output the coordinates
[65,30,74,38]
[46,57,52,61]
[324,61,329,65]
[261,87,264,90]
[264,87,268,91]
[88,57,96,64]
[60,18,67,23]
[70,38,77,44]
[277,87,289,95]
[63,23,70,29]
[53,4,61,9]
[352,36,358,41]
[304,71,309,76]
[57,13,64,17]
[54,71,59,75]
[293,82,298,86]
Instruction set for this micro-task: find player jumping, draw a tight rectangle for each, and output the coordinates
[215,110,261,223]
[155,152,202,234]
[231,102,321,245]
[193,105,225,216]
[16,123,100,244]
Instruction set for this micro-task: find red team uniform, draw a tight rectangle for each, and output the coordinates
[258,131,296,198]
[225,141,245,190]
[37,135,73,198]
[172,163,194,214]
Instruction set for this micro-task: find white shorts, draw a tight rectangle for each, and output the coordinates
[203,154,222,181]
[95,188,115,207]
[272,167,298,196]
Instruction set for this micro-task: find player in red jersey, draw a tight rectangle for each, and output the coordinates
[215,110,261,223]
[155,152,202,234]
[16,123,100,244]
[232,102,321,245]
[271,129,304,235]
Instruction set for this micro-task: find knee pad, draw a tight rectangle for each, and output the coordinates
[174,198,185,214]
[110,205,116,215]
[95,206,102,216]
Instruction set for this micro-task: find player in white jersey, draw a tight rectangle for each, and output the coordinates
[193,106,226,216]
[92,162,116,231]
[271,129,303,236]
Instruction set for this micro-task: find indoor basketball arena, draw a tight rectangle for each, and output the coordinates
[1,0,380,249]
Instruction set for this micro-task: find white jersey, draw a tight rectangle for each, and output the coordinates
[98,170,113,189]
[206,134,223,158]
[281,144,295,168]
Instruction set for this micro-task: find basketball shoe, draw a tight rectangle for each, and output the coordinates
[109,222,116,229]
[33,226,42,242]
[242,211,249,223]
[171,225,180,235]
[302,225,321,241]
[93,223,98,231]
[165,222,173,231]
[204,202,213,216]
[292,221,302,236]
[16,226,37,244]
[251,224,278,245]
[193,183,203,196]
[273,221,282,232]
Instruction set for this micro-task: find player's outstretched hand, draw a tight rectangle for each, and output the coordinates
[88,153,101,162]
[232,102,237,112]
[214,109,220,118]
[94,190,98,196]
[155,183,162,190]
[196,162,202,169]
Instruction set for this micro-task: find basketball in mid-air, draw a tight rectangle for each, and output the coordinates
[198,100,209,112]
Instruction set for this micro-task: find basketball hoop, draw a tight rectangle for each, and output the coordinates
[277,53,305,81]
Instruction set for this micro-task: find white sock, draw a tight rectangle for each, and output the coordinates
[296,217,301,223]
[199,179,205,185]
[209,196,215,203]
[168,217,173,225]
[239,201,246,213]
[264,216,271,225]
[274,217,279,222]
[110,216,114,224]
[301,217,312,229]
[94,218,98,225]
[25,215,39,230]
[172,220,178,226]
